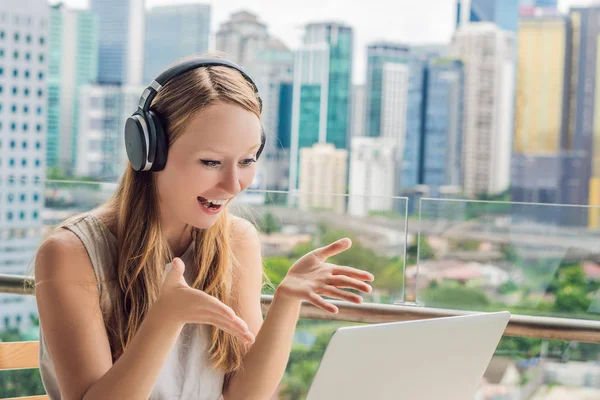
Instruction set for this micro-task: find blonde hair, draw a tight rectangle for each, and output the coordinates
[103,55,262,374]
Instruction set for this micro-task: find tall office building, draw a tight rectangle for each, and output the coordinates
[350,84,365,138]
[0,0,49,329]
[144,3,211,84]
[216,11,293,193]
[456,0,520,32]
[76,84,143,181]
[564,7,600,227]
[365,42,410,139]
[422,58,464,187]
[512,16,571,206]
[47,3,98,175]
[451,23,516,197]
[298,143,348,214]
[289,22,353,194]
[91,0,144,85]
[348,137,397,217]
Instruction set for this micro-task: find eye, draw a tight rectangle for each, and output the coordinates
[200,160,221,168]
[240,158,257,167]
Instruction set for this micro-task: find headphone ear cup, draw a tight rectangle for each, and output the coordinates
[148,110,168,171]
[124,111,149,171]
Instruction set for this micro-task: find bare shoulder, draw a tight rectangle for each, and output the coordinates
[35,227,96,284]
[229,214,261,246]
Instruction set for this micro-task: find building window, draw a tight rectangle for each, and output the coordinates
[22,123,28,132]
[33,211,38,220]
[33,193,39,202]
[36,124,42,132]
[19,194,25,201]
[39,36,45,45]
[11,87,16,95]
[21,158,26,167]
[13,33,19,42]
[23,105,28,113]
[36,106,42,115]
[10,122,16,131]
[19,211,25,220]
[35,159,40,167]
[9,158,14,166]
[24,88,29,96]
[0,67,3,75]
[25,52,30,61]
[21,141,26,149]
[12,68,17,77]
[12,50,17,59]
[35,141,40,149]
[8,194,14,202]
[9,140,15,148]
[37,88,42,97]
[7,212,13,220]
[0,31,4,39]
[38,54,44,63]
[24,70,29,78]
[38,71,43,80]
[11,104,16,113]
[26,34,31,43]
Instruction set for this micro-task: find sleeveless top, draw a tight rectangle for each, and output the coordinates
[38,214,225,400]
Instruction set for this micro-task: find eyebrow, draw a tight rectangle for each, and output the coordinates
[199,144,261,155]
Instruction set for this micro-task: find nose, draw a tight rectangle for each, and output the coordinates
[219,165,242,195]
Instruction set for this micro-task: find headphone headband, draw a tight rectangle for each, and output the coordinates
[137,56,262,111]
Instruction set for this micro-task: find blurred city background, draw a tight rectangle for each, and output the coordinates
[1,0,600,398]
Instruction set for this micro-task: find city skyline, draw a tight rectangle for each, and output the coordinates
[58,0,583,84]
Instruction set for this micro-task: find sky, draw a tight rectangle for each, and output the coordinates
[59,0,596,84]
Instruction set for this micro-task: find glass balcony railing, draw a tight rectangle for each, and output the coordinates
[1,181,600,399]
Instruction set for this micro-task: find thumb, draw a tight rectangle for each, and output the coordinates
[163,257,186,285]
[314,238,352,260]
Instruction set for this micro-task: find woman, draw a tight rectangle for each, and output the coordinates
[34,55,374,400]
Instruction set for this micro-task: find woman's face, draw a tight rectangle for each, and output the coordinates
[156,102,262,230]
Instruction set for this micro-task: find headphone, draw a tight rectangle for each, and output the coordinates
[124,57,265,172]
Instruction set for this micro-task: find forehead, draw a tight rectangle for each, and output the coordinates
[176,102,262,149]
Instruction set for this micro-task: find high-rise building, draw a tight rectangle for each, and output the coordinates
[564,7,600,227]
[48,3,98,175]
[348,137,397,217]
[365,42,410,139]
[298,143,348,214]
[143,3,211,84]
[289,22,353,194]
[350,84,365,138]
[451,23,516,197]
[422,58,464,187]
[511,16,571,206]
[456,0,520,32]
[0,0,49,329]
[215,11,293,193]
[76,84,143,181]
[91,0,144,85]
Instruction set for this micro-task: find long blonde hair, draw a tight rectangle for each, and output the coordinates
[104,55,262,374]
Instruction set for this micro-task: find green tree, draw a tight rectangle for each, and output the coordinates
[421,283,490,310]
[259,211,281,235]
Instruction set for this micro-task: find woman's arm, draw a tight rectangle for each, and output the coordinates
[223,218,373,400]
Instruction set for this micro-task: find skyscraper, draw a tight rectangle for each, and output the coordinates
[563,7,600,227]
[215,11,293,192]
[511,16,571,205]
[289,22,353,194]
[422,58,464,187]
[456,0,520,32]
[0,0,49,328]
[451,23,516,197]
[365,42,410,139]
[350,84,365,138]
[91,0,144,85]
[48,3,98,175]
[144,3,211,83]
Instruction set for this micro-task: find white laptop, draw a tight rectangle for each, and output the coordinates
[306,311,510,400]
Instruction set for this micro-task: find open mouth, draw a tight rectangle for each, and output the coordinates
[197,196,229,213]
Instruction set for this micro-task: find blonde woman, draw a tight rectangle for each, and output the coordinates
[34,56,374,400]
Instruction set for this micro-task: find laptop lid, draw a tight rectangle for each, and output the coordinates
[306,311,510,400]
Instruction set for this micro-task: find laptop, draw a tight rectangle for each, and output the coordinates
[306,311,510,400]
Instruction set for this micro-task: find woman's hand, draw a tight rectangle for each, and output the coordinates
[155,258,255,344]
[276,238,375,313]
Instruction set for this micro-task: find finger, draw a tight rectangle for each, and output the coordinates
[308,292,338,314]
[172,257,185,274]
[321,285,363,304]
[326,275,372,293]
[203,312,254,343]
[195,292,238,321]
[330,265,374,282]
[313,238,352,261]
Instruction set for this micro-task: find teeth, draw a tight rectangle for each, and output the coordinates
[201,198,229,206]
